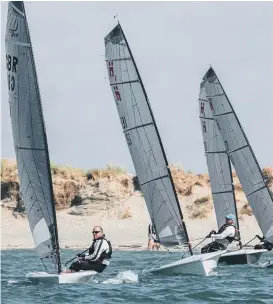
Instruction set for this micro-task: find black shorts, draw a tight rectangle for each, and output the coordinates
[201,242,226,254]
[69,260,107,273]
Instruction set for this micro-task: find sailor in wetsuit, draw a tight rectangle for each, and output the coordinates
[201,214,239,253]
[148,222,160,250]
[64,226,112,273]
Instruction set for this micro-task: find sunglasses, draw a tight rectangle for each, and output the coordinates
[92,231,101,234]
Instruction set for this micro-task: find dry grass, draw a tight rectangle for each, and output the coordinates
[2,158,273,219]
[87,164,127,180]
[1,159,18,182]
[194,196,210,204]
[53,180,81,210]
[187,195,212,219]
[263,167,273,186]
[121,177,130,189]
[170,165,209,196]
[50,162,85,180]
[240,202,253,216]
[119,206,133,219]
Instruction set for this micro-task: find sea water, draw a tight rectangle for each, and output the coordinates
[1,249,273,303]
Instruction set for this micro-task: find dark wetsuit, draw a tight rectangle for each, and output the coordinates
[69,236,112,273]
[254,240,273,251]
[201,224,237,254]
[148,223,159,243]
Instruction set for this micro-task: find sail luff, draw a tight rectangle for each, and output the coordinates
[203,67,273,242]
[6,1,61,273]
[118,24,191,252]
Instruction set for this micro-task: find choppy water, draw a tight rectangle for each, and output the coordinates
[1,249,273,303]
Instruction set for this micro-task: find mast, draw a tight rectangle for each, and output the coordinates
[118,24,192,254]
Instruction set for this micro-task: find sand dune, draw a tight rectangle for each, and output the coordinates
[1,160,271,250]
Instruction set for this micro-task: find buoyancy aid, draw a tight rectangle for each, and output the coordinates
[217,224,240,243]
[88,236,112,262]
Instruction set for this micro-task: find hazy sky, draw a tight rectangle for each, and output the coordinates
[1,1,273,174]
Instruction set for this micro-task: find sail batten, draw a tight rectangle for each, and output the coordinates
[110,80,139,86]
[246,186,267,197]
[106,57,132,62]
[212,191,233,194]
[124,122,154,133]
[203,67,273,243]
[5,1,61,273]
[105,24,191,249]
[214,111,233,117]
[17,146,46,151]
[228,145,249,154]
[140,175,169,187]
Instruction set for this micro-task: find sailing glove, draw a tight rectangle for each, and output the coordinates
[256,235,265,242]
[206,230,216,238]
[77,253,86,258]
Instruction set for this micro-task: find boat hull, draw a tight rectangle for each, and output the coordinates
[26,270,97,284]
[219,249,266,265]
[142,251,225,276]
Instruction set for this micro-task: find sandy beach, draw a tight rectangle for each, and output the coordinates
[1,193,263,251]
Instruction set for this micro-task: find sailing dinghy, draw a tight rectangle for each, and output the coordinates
[199,73,266,264]
[104,23,225,276]
[5,1,96,284]
[201,67,273,255]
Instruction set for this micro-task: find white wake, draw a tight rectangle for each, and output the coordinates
[7,280,19,284]
[101,270,138,284]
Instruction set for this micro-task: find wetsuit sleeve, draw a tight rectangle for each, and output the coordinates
[211,226,235,240]
[88,242,95,255]
[85,239,108,261]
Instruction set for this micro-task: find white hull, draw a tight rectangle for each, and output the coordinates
[142,251,225,276]
[26,270,97,284]
[219,249,266,265]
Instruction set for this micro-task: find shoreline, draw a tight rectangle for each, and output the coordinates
[1,194,265,251]
[1,244,258,251]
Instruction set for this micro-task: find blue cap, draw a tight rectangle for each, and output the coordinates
[225,214,236,221]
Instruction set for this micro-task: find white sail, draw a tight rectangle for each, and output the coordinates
[5,1,61,273]
[202,67,273,243]
[199,79,238,229]
[104,24,191,249]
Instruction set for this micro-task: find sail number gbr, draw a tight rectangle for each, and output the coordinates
[6,54,18,91]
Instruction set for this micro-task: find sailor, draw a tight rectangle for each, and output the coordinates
[201,214,238,253]
[254,235,273,251]
[148,222,160,250]
[65,226,112,273]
